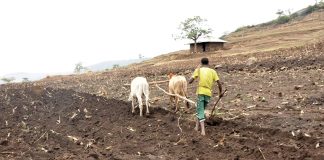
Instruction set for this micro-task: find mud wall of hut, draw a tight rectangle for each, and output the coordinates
[190,42,224,53]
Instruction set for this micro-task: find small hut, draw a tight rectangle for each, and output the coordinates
[189,38,227,53]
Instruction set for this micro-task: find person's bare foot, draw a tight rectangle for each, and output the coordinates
[201,131,206,136]
[194,126,199,131]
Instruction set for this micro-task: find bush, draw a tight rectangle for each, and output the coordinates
[234,25,255,33]
[276,15,291,24]
[300,3,324,16]
[234,26,245,32]
[319,1,324,8]
[304,5,317,15]
[289,13,299,19]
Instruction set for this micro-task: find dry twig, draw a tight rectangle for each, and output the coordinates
[34,131,48,143]
[258,147,266,160]
[0,152,14,154]
[177,114,183,133]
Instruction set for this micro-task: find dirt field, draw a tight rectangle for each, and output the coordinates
[0,40,323,160]
[1,10,324,159]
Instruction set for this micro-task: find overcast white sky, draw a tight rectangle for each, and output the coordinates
[0,0,315,76]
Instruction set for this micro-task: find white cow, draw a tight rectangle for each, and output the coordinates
[128,77,150,116]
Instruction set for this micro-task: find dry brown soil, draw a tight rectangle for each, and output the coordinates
[0,40,323,160]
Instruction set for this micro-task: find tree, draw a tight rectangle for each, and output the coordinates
[112,64,120,69]
[175,16,212,53]
[276,9,284,17]
[74,62,87,73]
[1,77,15,83]
[22,77,30,82]
[275,9,291,24]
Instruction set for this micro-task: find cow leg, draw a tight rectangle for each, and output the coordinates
[145,95,150,115]
[131,97,135,114]
[170,95,174,104]
[184,93,190,108]
[137,95,143,117]
[175,97,179,112]
[170,96,175,109]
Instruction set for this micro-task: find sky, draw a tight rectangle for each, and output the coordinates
[0,0,316,76]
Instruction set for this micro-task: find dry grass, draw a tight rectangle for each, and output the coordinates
[131,11,324,67]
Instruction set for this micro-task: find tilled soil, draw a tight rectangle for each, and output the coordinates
[0,42,324,159]
[0,82,323,159]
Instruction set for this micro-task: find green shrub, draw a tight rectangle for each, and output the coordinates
[290,13,299,19]
[234,26,245,32]
[304,5,317,15]
[318,1,324,9]
[276,15,291,24]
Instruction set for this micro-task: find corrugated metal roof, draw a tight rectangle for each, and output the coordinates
[187,38,227,44]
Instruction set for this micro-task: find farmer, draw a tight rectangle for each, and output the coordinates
[189,57,223,136]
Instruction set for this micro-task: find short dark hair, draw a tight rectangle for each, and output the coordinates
[201,58,209,65]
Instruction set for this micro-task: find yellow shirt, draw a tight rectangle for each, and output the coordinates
[192,67,219,97]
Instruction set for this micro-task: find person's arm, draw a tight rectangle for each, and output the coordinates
[216,80,223,98]
[189,67,199,84]
[189,77,195,84]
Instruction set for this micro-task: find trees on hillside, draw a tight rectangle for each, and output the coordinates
[275,2,324,25]
[174,16,212,53]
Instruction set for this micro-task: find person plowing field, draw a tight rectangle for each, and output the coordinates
[189,57,223,136]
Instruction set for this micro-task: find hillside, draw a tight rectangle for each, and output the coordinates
[1,8,324,160]
[224,10,324,55]
[130,9,324,67]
